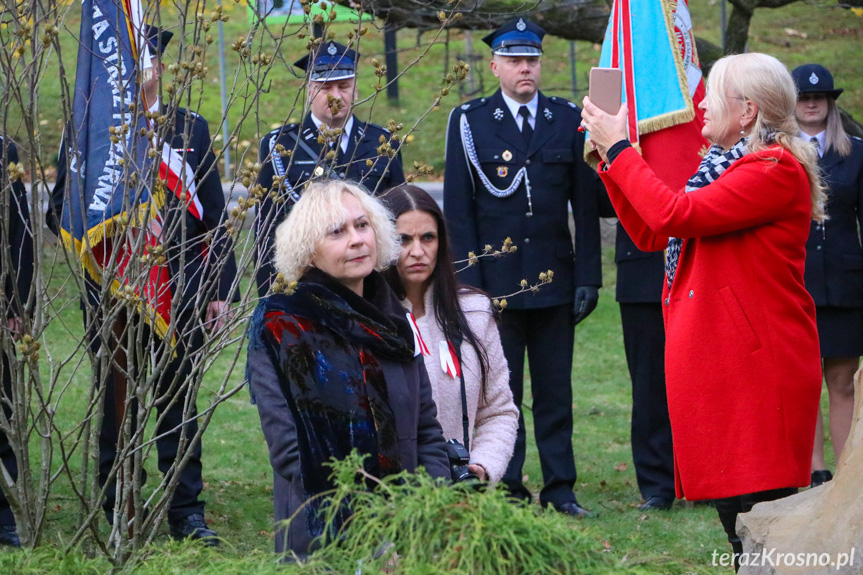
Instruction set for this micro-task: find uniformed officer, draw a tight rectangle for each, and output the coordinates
[48,26,237,545]
[253,41,405,298]
[0,136,34,548]
[443,18,602,516]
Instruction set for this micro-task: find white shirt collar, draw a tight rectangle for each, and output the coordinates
[500,92,538,130]
[311,113,353,154]
[800,129,825,158]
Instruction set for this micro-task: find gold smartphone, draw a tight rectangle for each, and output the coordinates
[588,67,622,115]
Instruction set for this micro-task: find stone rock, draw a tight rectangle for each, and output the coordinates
[736,370,863,574]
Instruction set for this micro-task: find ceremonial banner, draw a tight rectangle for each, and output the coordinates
[591,0,707,186]
[62,0,202,338]
[597,0,705,152]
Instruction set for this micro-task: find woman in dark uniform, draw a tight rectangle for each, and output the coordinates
[792,64,863,487]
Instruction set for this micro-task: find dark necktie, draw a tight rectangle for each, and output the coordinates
[810,136,821,157]
[519,105,533,145]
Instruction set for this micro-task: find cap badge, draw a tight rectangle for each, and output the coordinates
[497,166,509,177]
[493,108,504,121]
[502,150,513,161]
[516,18,527,31]
[328,43,337,55]
[809,72,819,85]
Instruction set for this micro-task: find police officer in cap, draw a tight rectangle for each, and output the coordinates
[49,25,237,545]
[443,17,601,517]
[0,136,34,548]
[253,41,405,298]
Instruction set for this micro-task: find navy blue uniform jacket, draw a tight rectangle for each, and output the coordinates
[443,90,601,309]
[1,137,34,318]
[804,137,863,307]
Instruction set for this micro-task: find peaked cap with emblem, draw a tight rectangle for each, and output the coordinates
[144,24,173,57]
[482,17,545,56]
[791,63,843,100]
[294,41,359,82]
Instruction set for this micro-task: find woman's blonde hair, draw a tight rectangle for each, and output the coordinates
[273,179,400,283]
[706,53,826,222]
[823,97,852,157]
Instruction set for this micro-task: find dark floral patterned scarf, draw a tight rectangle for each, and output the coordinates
[248,269,415,541]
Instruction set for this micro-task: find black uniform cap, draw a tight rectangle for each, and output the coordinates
[482,17,545,57]
[791,63,843,100]
[294,41,358,82]
[144,24,173,57]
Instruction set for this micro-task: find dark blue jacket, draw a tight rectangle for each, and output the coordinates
[1,137,34,318]
[804,137,863,307]
[253,115,406,298]
[443,89,601,309]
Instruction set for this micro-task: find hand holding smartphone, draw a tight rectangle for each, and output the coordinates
[588,67,622,115]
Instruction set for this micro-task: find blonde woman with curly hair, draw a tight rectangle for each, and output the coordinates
[582,53,824,571]
[246,180,449,560]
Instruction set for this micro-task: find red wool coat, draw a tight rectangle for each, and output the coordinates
[600,146,821,501]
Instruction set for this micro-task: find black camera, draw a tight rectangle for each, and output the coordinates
[445,438,479,483]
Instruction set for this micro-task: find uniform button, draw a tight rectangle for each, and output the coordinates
[626,251,632,256]
[525,212,533,218]
[525,159,531,166]
[816,245,822,251]
[815,225,822,230]
[524,238,531,245]
[689,290,694,299]
[664,298,670,306]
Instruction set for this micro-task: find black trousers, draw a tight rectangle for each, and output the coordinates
[619,303,675,501]
[0,349,19,526]
[499,305,577,508]
[84,302,207,522]
[714,487,798,572]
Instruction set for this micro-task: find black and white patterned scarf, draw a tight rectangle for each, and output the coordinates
[665,138,749,289]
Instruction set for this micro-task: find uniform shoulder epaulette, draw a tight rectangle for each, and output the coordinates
[457,97,490,113]
[176,107,202,120]
[362,122,390,135]
[268,123,298,137]
[548,96,579,111]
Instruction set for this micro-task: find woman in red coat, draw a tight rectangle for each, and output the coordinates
[581,53,825,569]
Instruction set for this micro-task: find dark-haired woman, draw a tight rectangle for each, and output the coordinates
[382,185,518,483]
[792,64,863,487]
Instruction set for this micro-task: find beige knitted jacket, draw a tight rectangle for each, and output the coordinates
[404,287,518,483]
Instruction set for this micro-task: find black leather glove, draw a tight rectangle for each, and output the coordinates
[573,286,599,326]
